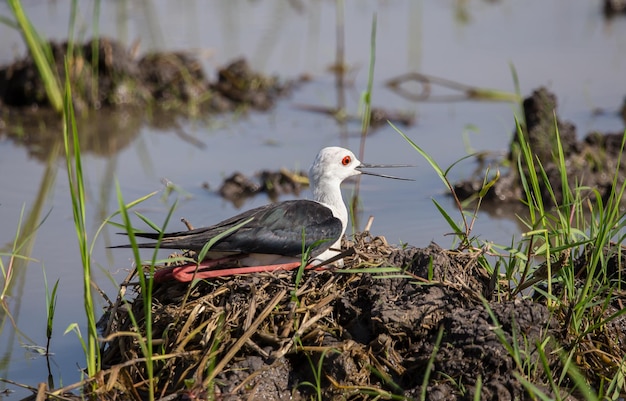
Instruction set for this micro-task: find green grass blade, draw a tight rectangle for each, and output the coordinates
[62,58,99,376]
[133,211,167,234]
[432,198,463,236]
[114,181,156,400]
[420,325,444,401]
[392,123,447,187]
[198,217,254,262]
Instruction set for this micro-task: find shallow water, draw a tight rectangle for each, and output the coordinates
[0,0,625,397]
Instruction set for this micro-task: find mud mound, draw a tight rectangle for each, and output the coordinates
[454,87,626,205]
[216,168,308,207]
[0,38,291,162]
[95,235,575,400]
[0,38,288,113]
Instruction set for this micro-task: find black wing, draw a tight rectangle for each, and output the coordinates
[112,200,342,258]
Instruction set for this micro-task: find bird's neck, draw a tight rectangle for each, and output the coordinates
[312,177,348,233]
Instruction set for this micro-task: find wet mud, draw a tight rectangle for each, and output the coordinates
[216,168,308,208]
[0,38,288,113]
[0,38,290,160]
[604,0,626,16]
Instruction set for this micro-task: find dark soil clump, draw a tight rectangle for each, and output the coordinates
[604,0,626,16]
[454,87,626,206]
[0,38,289,113]
[216,169,308,207]
[0,38,291,162]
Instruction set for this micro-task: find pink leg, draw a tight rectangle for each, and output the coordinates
[153,258,319,283]
[153,256,240,283]
[171,261,308,282]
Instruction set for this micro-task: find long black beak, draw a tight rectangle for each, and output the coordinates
[356,163,414,181]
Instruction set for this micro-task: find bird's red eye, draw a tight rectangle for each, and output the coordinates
[342,156,351,166]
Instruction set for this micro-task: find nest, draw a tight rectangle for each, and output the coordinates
[86,233,626,401]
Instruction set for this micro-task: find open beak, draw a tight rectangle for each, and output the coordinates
[356,163,414,181]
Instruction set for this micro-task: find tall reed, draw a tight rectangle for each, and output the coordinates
[62,60,100,376]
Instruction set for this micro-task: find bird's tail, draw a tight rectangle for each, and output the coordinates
[108,242,162,249]
[108,232,180,249]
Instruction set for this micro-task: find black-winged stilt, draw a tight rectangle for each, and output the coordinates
[113,147,411,281]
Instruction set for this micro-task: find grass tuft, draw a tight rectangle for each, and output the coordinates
[397,110,626,397]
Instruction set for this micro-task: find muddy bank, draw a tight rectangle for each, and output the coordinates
[82,232,625,401]
[0,38,290,160]
[454,87,626,206]
[0,38,288,113]
[604,0,626,16]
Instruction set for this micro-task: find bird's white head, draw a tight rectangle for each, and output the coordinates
[309,147,362,187]
[308,146,412,209]
[309,146,412,189]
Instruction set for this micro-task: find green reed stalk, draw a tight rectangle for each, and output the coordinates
[42,269,59,356]
[358,13,376,154]
[62,60,99,376]
[350,13,377,231]
[114,183,156,400]
[90,0,101,104]
[66,0,78,57]
[0,205,27,302]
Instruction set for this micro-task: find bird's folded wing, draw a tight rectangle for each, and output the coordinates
[127,200,342,257]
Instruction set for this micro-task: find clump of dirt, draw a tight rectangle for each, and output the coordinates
[454,87,626,205]
[88,232,626,400]
[0,38,291,162]
[0,38,289,113]
[604,0,626,16]
[215,168,308,207]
